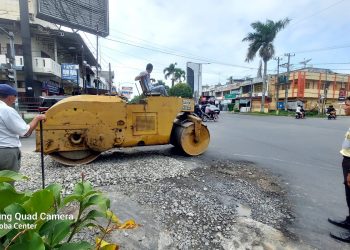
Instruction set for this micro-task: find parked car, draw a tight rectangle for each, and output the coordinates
[38,96,68,112]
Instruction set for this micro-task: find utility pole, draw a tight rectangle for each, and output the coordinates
[322,70,330,114]
[108,62,112,94]
[8,32,18,89]
[81,45,86,94]
[96,24,99,95]
[284,53,295,111]
[0,27,17,90]
[250,78,253,111]
[299,58,311,68]
[273,56,282,111]
[19,0,34,97]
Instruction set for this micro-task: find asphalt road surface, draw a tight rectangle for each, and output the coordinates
[202,113,350,249]
[20,113,350,249]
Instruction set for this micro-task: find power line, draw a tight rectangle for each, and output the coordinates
[309,62,350,65]
[290,43,350,54]
[290,0,346,27]
[102,36,257,70]
[107,27,219,63]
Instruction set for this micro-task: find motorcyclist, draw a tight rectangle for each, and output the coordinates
[327,105,336,114]
[296,105,304,118]
[205,104,212,114]
[326,105,336,119]
[300,106,306,118]
[194,104,204,119]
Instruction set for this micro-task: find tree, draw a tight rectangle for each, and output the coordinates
[242,18,290,112]
[163,63,177,87]
[129,94,145,103]
[154,80,170,93]
[169,83,193,98]
[174,68,186,83]
[257,60,262,78]
[154,80,166,86]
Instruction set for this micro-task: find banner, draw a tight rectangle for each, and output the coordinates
[120,86,133,98]
[42,81,60,94]
[61,64,79,84]
[121,86,133,91]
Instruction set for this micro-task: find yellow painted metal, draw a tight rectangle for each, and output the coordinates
[187,114,203,142]
[172,123,210,156]
[35,94,209,164]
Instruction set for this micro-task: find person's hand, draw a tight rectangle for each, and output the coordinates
[36,114,46,121]
[150,78,156,82]
[347,173,350,187]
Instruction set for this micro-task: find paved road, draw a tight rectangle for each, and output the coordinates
[203,113,350,249]
[20,113,350,249]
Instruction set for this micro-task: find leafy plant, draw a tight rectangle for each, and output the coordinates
[0,171,137,250]
[129,94,145,104]
[169,83,193,98]
[227,103,234,111]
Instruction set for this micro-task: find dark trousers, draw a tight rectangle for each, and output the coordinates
[0,147,21,172]
[342,156,350,216]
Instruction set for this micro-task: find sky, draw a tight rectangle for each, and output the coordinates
[82,0,350,89]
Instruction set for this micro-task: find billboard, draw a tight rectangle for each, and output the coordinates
[37,0,109,37]
[61,64,79,84]
[186,62,202,102]
[121,86,133,99]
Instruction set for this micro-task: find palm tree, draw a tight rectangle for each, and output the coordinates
[257,60,262,78]
[174,68,186,83]
[163,63,177,87]
[242,18,290,112]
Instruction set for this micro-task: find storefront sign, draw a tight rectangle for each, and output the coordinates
[121,86,133,98]
[61,64,79,84]
[42,81,59,94]
[224,94,237,99]
[239,99,250,104]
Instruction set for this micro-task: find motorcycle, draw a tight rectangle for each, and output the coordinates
[202,111,219,122]
[194,105,219,122]
[295,112,305,119]
[326,111,336,120]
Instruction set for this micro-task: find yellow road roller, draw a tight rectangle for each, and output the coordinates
[36,95,210,166]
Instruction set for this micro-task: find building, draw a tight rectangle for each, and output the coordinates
[0,0,111,100]
[202,78,269,112]
[202,68,350,114]
[270,68,350,113]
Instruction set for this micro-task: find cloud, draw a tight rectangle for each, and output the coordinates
[91,0,350,86]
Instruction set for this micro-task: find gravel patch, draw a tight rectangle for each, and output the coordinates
[17,150,314,249]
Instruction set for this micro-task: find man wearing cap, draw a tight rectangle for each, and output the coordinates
[0,84,46,172]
